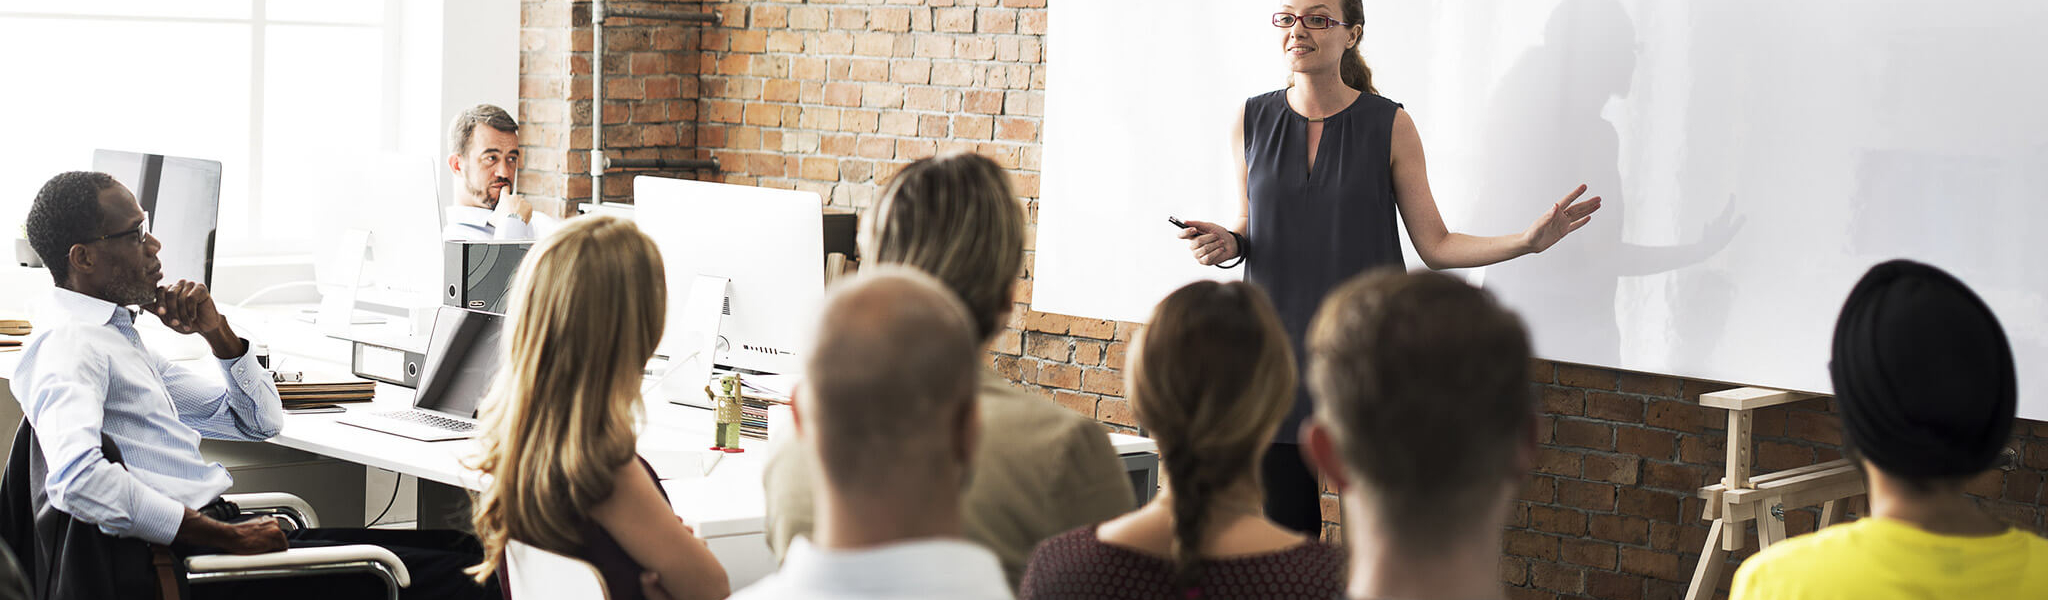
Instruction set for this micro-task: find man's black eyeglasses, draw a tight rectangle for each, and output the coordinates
[82,215,150,246]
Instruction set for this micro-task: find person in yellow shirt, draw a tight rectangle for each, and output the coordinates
[1730,260,2048,600]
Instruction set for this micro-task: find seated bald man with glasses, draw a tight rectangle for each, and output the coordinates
[9,171,493,599]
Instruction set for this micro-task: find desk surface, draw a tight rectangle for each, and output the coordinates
[268,386,780,538]
[270,384,1154,539]
[2,305,1156,540]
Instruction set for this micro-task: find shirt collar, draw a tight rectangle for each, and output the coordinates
[45,287,133,327]
[782,536,1009,596]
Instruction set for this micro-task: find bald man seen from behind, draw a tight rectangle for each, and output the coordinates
[762,152,1132,590]
[732,268,1013,600]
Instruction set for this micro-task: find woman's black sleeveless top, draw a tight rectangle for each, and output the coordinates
[1243,89,1404,443]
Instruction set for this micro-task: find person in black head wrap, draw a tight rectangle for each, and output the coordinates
[1830,259,2015,484]
[1729,259,2048,600]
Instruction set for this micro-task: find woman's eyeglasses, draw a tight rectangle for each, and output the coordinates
[1272,12,1353,30]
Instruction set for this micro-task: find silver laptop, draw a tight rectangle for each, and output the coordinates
[338,307,501,441]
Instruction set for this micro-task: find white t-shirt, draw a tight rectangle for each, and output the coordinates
[731,537,1014,600]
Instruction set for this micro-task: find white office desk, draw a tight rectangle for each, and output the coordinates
[1,306,1160,588]
[265,383,781,538]
[266,379,1157,534]
[265,374,1154,588]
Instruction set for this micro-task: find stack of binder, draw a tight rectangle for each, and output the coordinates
[276,372,376,405]
[739,397,775,441]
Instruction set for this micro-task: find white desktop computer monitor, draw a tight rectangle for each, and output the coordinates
[317,155,445,302]
[632,176,823,378]
[299,154,445,335]
[93,150,222,288]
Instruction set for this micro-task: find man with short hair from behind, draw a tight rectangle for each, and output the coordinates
[762,152,1132,588]
[733,268,1011,600]
[1729,260,2048,599]
[1300,269,1537,600]
[443,104,533,241]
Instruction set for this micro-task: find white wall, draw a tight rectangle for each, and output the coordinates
[428,0,521,207]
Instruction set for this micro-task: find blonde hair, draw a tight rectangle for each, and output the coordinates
[467,215,667,582]
[864,152,1025,342]
[1128,281,1296,591]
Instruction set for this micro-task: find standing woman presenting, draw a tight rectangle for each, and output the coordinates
[1178,1,1603,534]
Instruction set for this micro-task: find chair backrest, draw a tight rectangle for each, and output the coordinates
[1,418,161,600]
[504,539,608,600]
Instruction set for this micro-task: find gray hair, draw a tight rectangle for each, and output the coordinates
[448,104,520,155]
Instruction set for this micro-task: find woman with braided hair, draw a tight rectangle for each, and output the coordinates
[1018,281,1344,600]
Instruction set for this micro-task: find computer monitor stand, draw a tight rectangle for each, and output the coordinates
[313,229,393,335]
[649,274,729,409]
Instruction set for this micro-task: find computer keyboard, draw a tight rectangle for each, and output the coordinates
[372,410,475,433]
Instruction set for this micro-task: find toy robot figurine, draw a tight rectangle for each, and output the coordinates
[711,374,746,453]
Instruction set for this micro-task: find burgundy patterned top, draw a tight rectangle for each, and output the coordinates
[1019,524,1347,599]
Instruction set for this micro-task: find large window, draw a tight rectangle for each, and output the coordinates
[0,2,434,257]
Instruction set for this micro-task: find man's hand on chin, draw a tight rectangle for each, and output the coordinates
[146,280,246,358]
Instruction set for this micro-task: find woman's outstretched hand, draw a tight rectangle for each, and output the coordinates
[1523,184,1602,254]
[1179,220,1240,265]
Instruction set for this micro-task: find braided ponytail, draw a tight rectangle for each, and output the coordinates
[1130,281,1298,598]
[1164,449,1213,591]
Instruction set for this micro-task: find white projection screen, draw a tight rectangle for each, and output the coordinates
[1037,0,2048,420]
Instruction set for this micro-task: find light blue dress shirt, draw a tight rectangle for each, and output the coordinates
[8,288,283,544]
[442,205,535,241]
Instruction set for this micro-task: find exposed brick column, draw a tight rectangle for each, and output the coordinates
[516,0,579,215]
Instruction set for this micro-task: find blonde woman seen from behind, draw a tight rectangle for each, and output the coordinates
[1019,281,1345,600]
[468,215,729,600]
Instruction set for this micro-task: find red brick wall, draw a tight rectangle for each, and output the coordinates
[515,2,2048,598]
[517,0,718,212]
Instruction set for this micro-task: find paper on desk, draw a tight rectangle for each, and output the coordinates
[642,449,723,480]
[740,373,796,401]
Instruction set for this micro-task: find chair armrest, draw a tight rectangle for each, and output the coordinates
[186,545,412,588]
[222,492,320,528]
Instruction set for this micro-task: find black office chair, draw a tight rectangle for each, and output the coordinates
[0,419,408,600]
[0,540,27,600]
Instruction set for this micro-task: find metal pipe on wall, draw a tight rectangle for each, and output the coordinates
[591,0,721,206]
[593,1,606,204]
